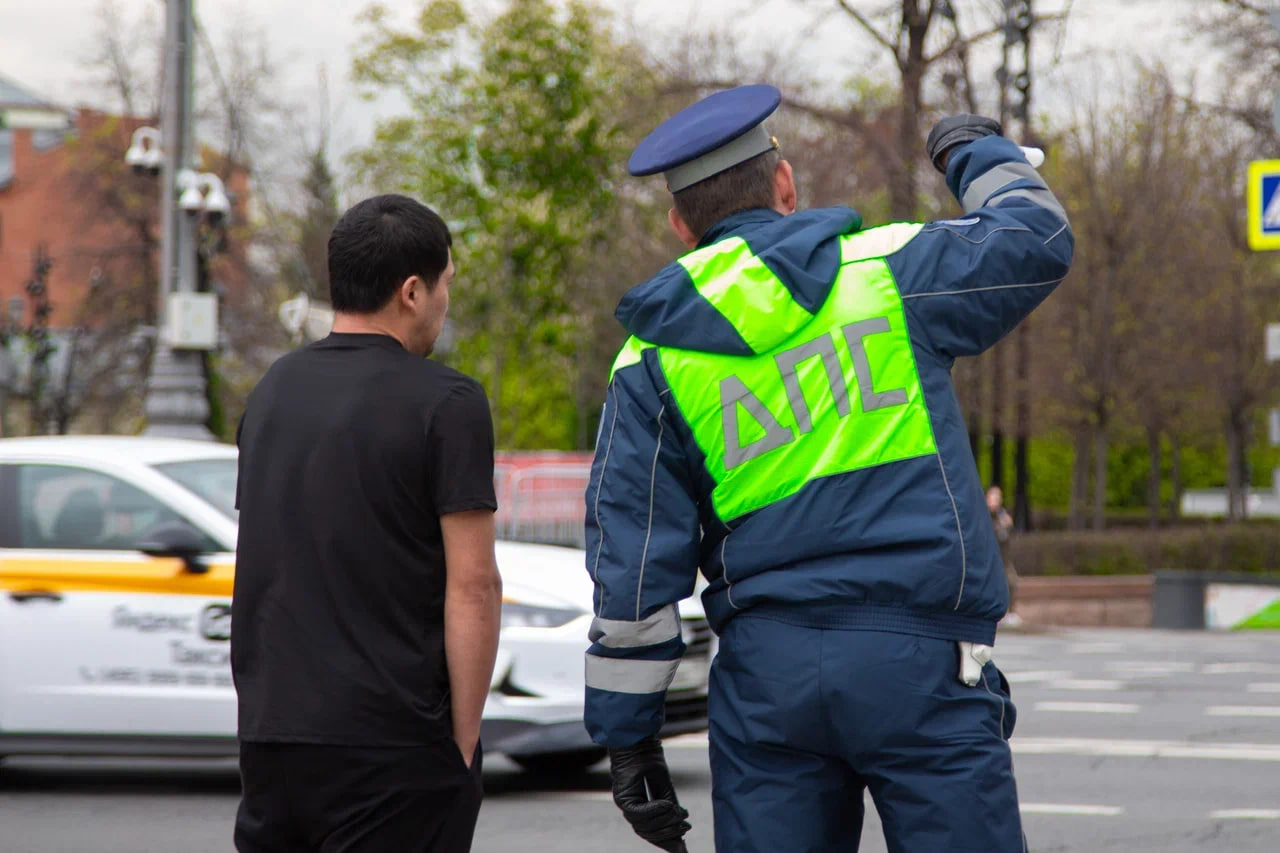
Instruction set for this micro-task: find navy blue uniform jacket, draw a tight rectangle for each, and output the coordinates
[583,136,1074,747]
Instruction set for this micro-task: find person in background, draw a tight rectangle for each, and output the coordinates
[988,484,1022,628]
[231,193,502,853]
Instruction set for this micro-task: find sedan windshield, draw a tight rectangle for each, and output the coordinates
[153,458,239,523]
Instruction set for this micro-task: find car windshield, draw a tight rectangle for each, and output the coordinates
[152,458,239,523]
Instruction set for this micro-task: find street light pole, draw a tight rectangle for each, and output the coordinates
[143,0,213,440]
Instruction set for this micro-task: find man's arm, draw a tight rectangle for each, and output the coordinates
[442,508,502,765]
[891,132,1075,359]
[429,379,501,766]
[583,345,702,748]
[585,345,700,851]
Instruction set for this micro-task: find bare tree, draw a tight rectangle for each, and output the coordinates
[1034,68,1194,529]
[788,0,1066,219]
[85,0,163,118]
[1189,0,1280,147]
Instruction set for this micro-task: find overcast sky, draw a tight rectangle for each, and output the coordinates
[2,0,1200,185]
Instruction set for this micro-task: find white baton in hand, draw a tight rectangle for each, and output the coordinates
[1019,146,1045,168]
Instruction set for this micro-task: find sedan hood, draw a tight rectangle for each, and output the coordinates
[494,540,706,619]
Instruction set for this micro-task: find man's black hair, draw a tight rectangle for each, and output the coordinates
[672,150,780,241]
[327,193,452,313]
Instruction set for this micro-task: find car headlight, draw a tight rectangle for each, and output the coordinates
[500,601,584,629]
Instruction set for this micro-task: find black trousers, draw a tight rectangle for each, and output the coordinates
[234,739,483,853]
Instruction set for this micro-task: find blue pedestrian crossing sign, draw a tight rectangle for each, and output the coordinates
[1248,159,1280,251]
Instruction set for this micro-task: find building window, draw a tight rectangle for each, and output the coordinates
[0,129,13,188]
[31,128,66,152]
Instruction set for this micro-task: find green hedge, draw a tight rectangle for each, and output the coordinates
[1009,523,1280,576]
[976,428,1280,513]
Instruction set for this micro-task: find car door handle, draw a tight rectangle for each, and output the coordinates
[8,591,64,604]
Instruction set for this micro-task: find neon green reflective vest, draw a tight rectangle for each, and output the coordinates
[611,225,938,522]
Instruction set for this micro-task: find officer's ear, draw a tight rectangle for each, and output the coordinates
[668,207,699,249]
[774,159,797,215]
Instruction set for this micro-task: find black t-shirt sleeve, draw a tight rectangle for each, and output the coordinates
[427,378,498,515]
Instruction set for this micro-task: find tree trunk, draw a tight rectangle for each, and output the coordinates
[967,409,982,467]
[491,337,507,449]
[891,3,928,221]
[992,353,1006,492]
[1169,435,1183,520]
[573,349,594,450]
[964,359,982,464]
[1092,422,1109,531]
[1013,322,1032,531]
[1225,416,1242,521]
[1069,428,1090,530]
[1014,435,1030,531]
[1146,425,1162,529]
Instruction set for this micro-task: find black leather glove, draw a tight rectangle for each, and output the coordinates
[926,114,1003,173]
[609,737,691,852]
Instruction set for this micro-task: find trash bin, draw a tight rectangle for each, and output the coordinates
[1152,570,1207,630]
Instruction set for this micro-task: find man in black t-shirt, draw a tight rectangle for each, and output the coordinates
[232,193,503,853]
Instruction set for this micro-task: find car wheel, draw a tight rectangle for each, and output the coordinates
[509,747,607,774]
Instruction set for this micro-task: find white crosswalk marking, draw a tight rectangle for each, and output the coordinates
[1103,661,1194,675]
[1065,642,1125,654]
[1201,662,1280,675]
[1206,705,1280,717]
[1004,670,1073,683]
[1021,803,1124,816]
[1034,701,1140,714]
[1013,737,1280,761]
[1264,186,1280,229]
[1044,679,1125,691]
[1247,682,1280,693]
[1209,809,1280,820]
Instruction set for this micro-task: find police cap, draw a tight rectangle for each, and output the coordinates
[628,84,782,193]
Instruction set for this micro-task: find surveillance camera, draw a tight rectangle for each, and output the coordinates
[204,192,231,221]
[179,184,206,214]
[198,174,232,223]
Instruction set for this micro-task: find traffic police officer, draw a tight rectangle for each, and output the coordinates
[583,84,1073,852]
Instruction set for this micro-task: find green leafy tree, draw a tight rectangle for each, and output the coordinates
[350,0,652,448]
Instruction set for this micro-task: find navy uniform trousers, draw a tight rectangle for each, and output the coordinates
[708,615,1024,853]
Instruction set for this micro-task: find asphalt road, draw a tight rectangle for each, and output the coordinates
[2,628,1279,852]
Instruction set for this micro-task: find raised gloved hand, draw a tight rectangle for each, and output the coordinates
[926,114,1003,173]
[609,737,691,852]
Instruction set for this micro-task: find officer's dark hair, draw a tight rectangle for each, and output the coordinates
[327,193,452,313]
[672,149,780,241]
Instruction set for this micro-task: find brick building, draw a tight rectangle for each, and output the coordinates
[0,74,85,327]
[0,72,255,437]
[0,72,251,329]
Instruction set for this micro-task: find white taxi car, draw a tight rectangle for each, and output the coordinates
[0,436,712,773]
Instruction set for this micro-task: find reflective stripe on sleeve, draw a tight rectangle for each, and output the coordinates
[589,604,682,649]
[961,161,1046,213]
[988,187,1067,222]
[840,222,924,262]
[585,654,681,694]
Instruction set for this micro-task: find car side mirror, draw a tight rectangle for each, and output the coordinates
[138,521,210,574]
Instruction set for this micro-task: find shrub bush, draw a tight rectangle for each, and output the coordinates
[1009,523,1280,576]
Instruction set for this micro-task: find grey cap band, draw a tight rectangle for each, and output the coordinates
[664,124,777,192]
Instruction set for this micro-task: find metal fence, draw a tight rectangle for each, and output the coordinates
[494,461,592,547]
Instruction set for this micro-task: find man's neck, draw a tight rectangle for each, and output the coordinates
[330,312,408,349]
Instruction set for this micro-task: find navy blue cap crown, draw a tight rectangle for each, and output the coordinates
[628,84,782,192]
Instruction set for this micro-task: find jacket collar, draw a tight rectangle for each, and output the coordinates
[697,208,784,248]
